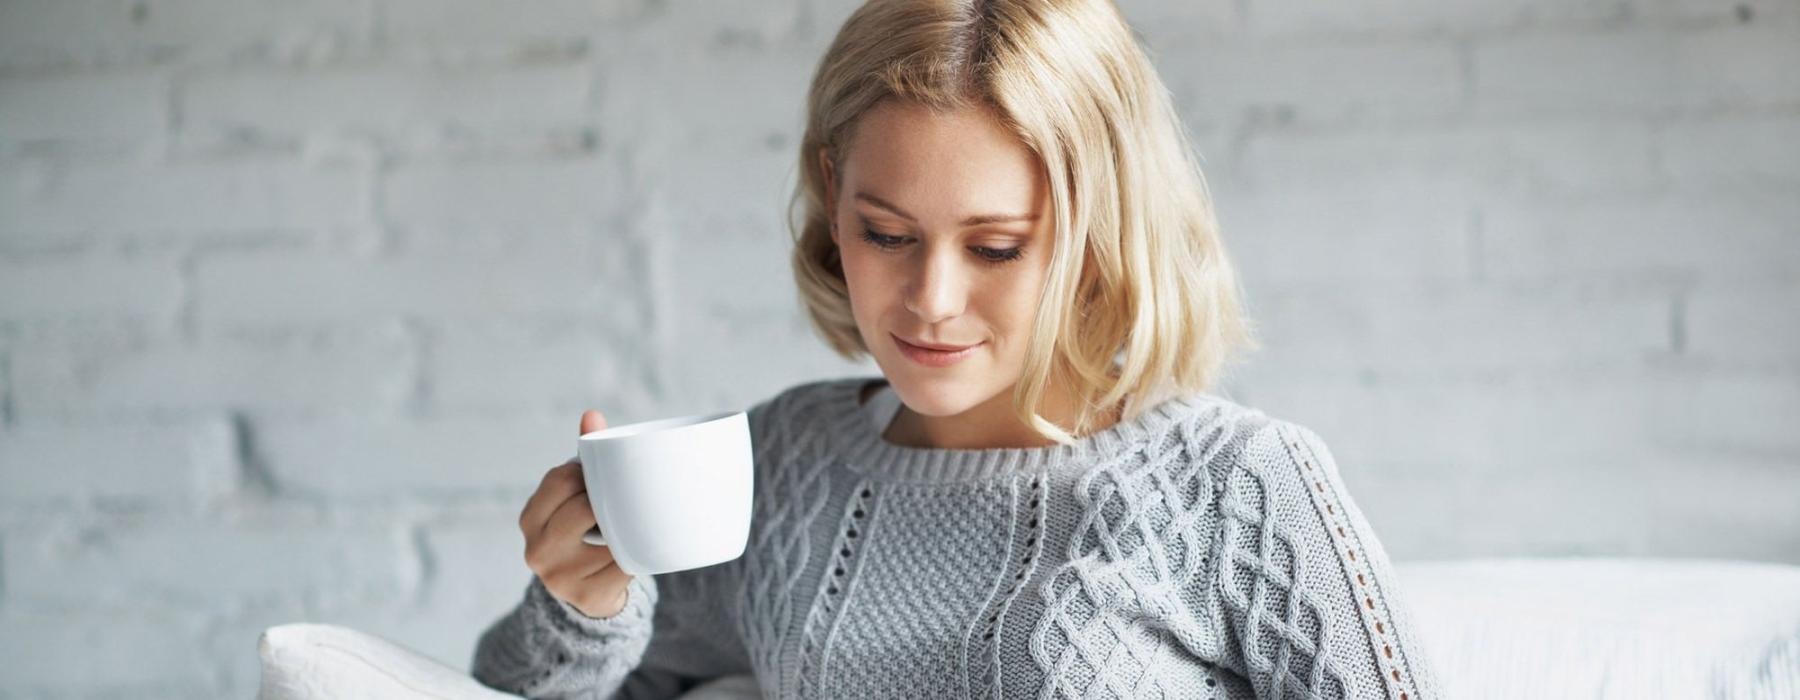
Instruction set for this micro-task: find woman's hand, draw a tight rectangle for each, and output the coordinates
[518,409,633,619]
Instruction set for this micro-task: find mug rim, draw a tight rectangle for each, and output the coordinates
[578,410,743,442]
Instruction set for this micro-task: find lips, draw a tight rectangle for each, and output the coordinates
[897,335,979,352]
[892,333,983,368]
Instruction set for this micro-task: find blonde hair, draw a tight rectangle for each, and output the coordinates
[789,0,1257,444]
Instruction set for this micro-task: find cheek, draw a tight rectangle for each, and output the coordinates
[837,245,888,318]
[837,244,868,295]
[978,277,1049,360]
[984,276,1043,329]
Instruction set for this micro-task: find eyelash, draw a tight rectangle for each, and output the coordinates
[858,228,1026,266]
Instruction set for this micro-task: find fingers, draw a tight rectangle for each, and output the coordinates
[577,543,617,578]
[522,407,607,535]
[529,533,615,584]
[526,490,613,573]
[585,559,630,588]
[521,406,632,620]
[531,508,623,618]
[572,564,634,618]
[525,494,612,574]
[518,461,583,538]
[535,539,624,618]
[579,409,607,437]
[543,489,599,544]
[530,408,605,536]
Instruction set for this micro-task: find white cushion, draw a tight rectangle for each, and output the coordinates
[256,622,760,700]
[1397,558,1800,699]
[259,558,1800,699]
[257,623,521,700]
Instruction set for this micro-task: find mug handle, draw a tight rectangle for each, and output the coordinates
[570,453,608,546]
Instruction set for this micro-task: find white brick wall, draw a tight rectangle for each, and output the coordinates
[0,158,369,238]
[1,0,1795,696]
[0,416,237,504]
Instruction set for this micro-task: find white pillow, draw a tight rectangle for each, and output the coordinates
[260,558,1800,700]
[257,623,521,700]
[1397,558,1800,699]
[256,623,761,700]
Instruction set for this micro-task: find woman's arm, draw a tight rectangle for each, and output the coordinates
[1214,420,1441,699]
[474,398,777,699]
[471,574,659,698]
[474,393,780,698]
[473,558,753,700]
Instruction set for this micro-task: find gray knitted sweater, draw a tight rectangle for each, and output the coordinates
[472,376,1439,699]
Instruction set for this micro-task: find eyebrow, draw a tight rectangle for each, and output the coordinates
[854,192,1038,227]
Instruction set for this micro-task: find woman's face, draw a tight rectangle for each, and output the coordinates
[824,99,1055,421]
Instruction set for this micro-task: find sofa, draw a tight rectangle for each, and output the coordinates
[257,557,1800,699]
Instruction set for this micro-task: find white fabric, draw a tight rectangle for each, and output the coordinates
[1395,558,1800,699]
[258,560,1800,699]
[257,624,521,700]
[256,623,759,700]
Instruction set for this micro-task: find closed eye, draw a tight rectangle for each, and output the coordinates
[859,229,1025,266]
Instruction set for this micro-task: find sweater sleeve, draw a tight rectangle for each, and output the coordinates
[612,558,755,698]
[473,396,777,698]
[471,574,660,698]
[471,557,753,700]
[1212,420,1441,699]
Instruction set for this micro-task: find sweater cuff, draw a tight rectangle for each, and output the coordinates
[528,573,659,643]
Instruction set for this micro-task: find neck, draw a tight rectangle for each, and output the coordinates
[883,380,1122,450]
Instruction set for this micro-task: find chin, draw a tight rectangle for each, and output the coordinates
[882,366,1005,418]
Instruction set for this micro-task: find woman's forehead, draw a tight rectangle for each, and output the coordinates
[841,101,1046,222]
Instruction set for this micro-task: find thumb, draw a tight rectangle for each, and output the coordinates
[579,409,607,437]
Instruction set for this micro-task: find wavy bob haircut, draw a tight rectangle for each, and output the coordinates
[790,0,1257,444]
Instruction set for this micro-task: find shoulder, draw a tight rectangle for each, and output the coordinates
[1239,413,1341,485]
[1158,392,1270,460]
[1163,393,1340,490]
[1185,400,1357,530]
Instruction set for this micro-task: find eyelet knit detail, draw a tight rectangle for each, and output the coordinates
[965,471,1049,700]
[472,377,1442,700]
[825,484,876,597]
[739,385,839,698]
[797,480,878,696]
[1277,423,1422,700]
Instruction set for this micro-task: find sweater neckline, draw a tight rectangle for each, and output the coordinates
[823,376,1213,484]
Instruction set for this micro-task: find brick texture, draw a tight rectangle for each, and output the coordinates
[0,0,1795,696]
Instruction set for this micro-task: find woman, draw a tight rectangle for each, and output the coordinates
[474,0,1440,697]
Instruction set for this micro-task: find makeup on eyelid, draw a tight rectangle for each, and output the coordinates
[858,227,1026,264]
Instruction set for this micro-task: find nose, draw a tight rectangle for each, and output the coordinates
[902,243,968,324]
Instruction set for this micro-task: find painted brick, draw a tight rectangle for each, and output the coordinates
[0,252,184,321]
[3,518,418,608]
[1661,115,1800,191]
[9,325,416,420]
[0,70,167,143]
[256,414,567,497]
[0,158,368,238]
[183,62,592,139]
[0,416,237,505]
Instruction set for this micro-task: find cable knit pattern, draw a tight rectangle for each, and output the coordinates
[471,376,1440,699]
[472,575,659,697]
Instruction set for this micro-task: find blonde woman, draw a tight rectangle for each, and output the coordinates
[474,0,1440,697]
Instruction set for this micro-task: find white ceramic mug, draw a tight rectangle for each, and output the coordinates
[573,410,754,576]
